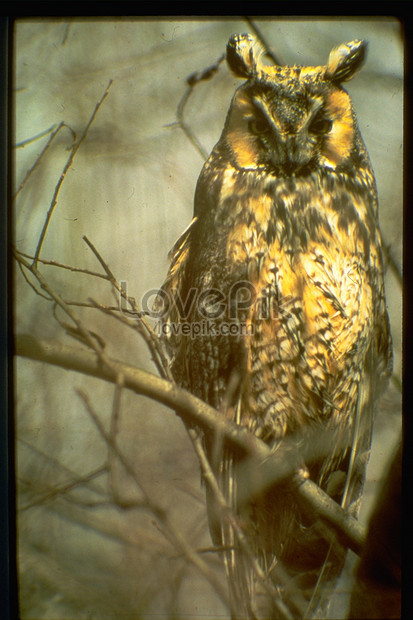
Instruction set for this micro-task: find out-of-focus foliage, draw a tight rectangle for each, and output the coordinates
[14,19,402,619]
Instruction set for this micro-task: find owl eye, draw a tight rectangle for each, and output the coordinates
[309,115,333,135]
[248,117,270,136]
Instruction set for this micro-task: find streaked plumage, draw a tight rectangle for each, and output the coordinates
[157,34,392,617]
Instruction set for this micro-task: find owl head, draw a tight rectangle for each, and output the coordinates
[222,34,367,173]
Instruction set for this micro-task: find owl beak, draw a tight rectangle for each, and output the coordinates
[281,160,300,174]
[274,136,310,173]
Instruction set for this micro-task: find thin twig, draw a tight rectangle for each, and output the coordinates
[14,248,110,280]
[63,300,122,311]
[16,256,119,312]
[83,235,172,380]
[61,495,146,510]
[16,259,53,301]
[14,122,73,198]
[87,299,143,318]
[32,80,113,266]
[15,123,61,148]
[76,389,162,511]
[176,88,209,160]
[19,466,107,511]
[15,248,142,318]
[82,235,117,280]
[108,373,125,504]
[243,18,283,65]
[16,252,110,361]
[16,237,171,389]
[77,387,233,611]
[175,54,225,161]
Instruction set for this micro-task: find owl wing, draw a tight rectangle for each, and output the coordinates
[154,216,197,325]
[295,239,392,514]
[153,216,198,387]
[338,291,392,515]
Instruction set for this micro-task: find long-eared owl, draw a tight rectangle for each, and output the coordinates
[157,34,392,617]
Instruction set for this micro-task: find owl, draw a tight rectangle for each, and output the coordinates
[157,34,392,617]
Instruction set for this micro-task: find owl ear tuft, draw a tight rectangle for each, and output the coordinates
[226,33,265,78]
[325,39,367,83]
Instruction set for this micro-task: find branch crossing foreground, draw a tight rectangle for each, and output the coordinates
[15,333,367,556]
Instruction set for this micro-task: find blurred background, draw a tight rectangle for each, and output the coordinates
[13,18,402,619]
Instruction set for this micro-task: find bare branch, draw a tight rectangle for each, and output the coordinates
[19,465,107,511]
[15,333,367,556]
[293,471,366,555]
[32,80,113,266]
[16,259,53,301]
[174,54,225,160]
[82,234,117,280]
[15,123,63,148]
[76,388,233,611]
[14,122,72,198]
[83,234,172,380]
[108,373,125,504]
[15,251,110,360]
[14,248,110,280]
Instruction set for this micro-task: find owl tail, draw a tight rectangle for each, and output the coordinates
[205,399,253,617]
[206,399,289,619]
[210,447,279,619]
[220,449,259,618]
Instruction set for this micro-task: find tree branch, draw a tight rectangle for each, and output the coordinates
[172,53,225,160]
[15,333,367,555]
[32,80,113,266]
[76,387,233,612]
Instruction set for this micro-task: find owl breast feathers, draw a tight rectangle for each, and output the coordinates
[157,34,392,616]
